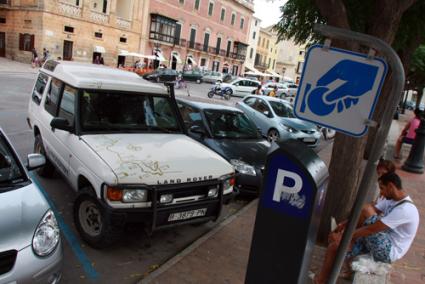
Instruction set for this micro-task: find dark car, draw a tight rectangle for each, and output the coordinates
[177,99,270,195]
[181,70,203,83]
[142,68,177,82]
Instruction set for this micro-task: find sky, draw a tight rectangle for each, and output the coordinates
[253,0,287,28]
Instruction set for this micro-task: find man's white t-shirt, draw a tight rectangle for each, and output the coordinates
[375,196,419,262]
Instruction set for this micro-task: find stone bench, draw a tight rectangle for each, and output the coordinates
[352,254,392,284]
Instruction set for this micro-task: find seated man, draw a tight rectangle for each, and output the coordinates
[314,172,419,284]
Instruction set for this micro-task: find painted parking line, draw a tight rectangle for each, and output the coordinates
[30,173,99,280]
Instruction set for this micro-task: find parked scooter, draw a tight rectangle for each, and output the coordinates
[207,83,231,100]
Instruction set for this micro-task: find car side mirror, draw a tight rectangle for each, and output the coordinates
[263,110,270,117]
[50,117,73,132]
[189,125,206,137]
[26,153,46,171]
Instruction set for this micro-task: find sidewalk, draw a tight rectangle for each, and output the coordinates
[0,57,39,74]
[141,111,425,284]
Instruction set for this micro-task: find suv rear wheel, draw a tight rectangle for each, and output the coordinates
[74,188,123,249]
[34,135,55,177]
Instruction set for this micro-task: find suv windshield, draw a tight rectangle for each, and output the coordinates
[80,91,182,133]
[269,101,295,118]
[204,110,259,139]
[0,133,26,186]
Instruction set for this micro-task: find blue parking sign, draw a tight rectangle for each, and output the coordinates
[294,45,388,137]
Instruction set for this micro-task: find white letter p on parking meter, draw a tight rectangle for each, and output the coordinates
[273,169,303,202]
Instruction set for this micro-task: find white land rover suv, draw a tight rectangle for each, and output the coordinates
[27,60,236,248]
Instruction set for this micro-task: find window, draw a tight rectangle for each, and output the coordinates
[0,17,5,24]
[266,40,269,49]
[253,99,271,116]
[231,12,236,25]
[64,26,74,33]
[189,28,196,48]
[177,103,202,129]
[255,20,258,26]
[258,37,261,46]
[252,31,256,40]
[200,58,206,67]
[204,110,259,139]
[32,73,49,105]
[249,48,253,59]
[58,85,77,126]
[226,40,231,57]
[273,59,275,69]
[299,50,304,56]
[149,14,177,44]
[268,58,271,68]
[94,32,102,38]
[45,78,63,116]
[19,33,34,52]
[269,101,294,118]
[120,37,127,43]
[216,37,221,54]
[262,38,265,47]
[203,32,209,52]
[179,0,184,4]
[220,8,225,21]
[194,0,200,10]
[240,18,244,29]
[208,2,214,16]
[174,23,181,45]
[102,0,107,13]
[296,62,304,73]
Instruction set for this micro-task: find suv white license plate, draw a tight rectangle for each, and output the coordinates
[304,138,316,142]
[168,208,207,222]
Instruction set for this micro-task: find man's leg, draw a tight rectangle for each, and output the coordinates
[315,240,340,284]
[394,135,403,158]
[357,204,378,228]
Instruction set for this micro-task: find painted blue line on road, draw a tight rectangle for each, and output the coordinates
[30,173,99,280]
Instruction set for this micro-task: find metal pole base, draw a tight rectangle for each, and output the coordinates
[402,119,425,174]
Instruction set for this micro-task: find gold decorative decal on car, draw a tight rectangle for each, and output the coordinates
[91,135,176,181]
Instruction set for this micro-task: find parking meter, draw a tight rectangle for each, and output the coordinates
[245,140,328,284]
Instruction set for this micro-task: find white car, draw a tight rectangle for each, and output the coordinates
[281,83,298,97]
[262,82,288,97]
[27,60,236,248]
[220,78,261,97]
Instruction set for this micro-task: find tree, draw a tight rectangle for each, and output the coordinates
[407,46,425,106]
[274,0,424,242]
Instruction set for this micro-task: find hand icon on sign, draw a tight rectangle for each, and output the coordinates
[300,59,379,116]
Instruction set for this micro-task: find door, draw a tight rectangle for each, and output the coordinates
[234,80,252,96]
[117,55,125,67]
[0,32,5,57]
[171,56,177,70]
[189,28,196,49]
[63,40,73,61]
[232,65,238,76]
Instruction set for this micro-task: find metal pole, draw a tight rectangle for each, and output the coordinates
[312,24,406,284]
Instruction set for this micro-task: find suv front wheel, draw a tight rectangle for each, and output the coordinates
[74,189,123,249]
[34,135,55,177]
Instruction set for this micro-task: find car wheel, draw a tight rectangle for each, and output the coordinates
[74,189,123,249]
[156,77,160,83]
[267,129,280,143]
[196,79,202,84]
[226,89,233,96]
[207,91,214,98]
[34,135,55,177]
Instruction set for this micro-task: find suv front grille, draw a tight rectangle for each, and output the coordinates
[155,180,221,206]
[0,250,17,275]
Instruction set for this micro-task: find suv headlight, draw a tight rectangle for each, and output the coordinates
[230,159,256,176]
[281,123,298,133]
[32,209,60,257]
[106,186,148,203]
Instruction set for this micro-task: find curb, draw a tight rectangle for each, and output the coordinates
[139,198,259,284]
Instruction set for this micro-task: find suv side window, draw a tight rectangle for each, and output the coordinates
[45,78,63,116]
[58,85,77,126]
[32,73,49,105]
[244,97,257,107]
[177,103,202,129]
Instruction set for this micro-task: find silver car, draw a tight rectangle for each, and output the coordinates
[0,128,62,283]
[236,96,321,147]
[202,71,224,83]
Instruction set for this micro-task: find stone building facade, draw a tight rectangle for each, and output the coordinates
[144,0,254,75]
[275,39,305,83]
[0,0,146,66]
[244,15,260,72]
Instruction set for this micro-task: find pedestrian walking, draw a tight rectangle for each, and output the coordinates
[268,85,278,97]
[313,172,419,284]
[394,108,422,159]
[31,48,40,68]
[254,85,263,95]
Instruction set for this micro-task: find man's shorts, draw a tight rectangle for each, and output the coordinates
[403,137,415,145]
[346,215,392,263]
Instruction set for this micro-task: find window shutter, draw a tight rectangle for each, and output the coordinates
[19,33,24,50]
[30,34,35,50]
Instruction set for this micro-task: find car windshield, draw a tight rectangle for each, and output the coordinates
[204,109,259,139]
[80,91,182,133]
[269,101,295,118]
[0,133,26,187]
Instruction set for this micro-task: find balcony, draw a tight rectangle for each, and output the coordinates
[58,2,82,18]
[0,0,9,5]
[90,10,109,24]
[116,17,131,30]
[255,62,268,69]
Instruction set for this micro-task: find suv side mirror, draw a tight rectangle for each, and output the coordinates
[26,153,46,171]
[189,125,206,136]
[50,117,73,132]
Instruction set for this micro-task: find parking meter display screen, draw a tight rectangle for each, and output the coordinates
[261,153,314,219]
